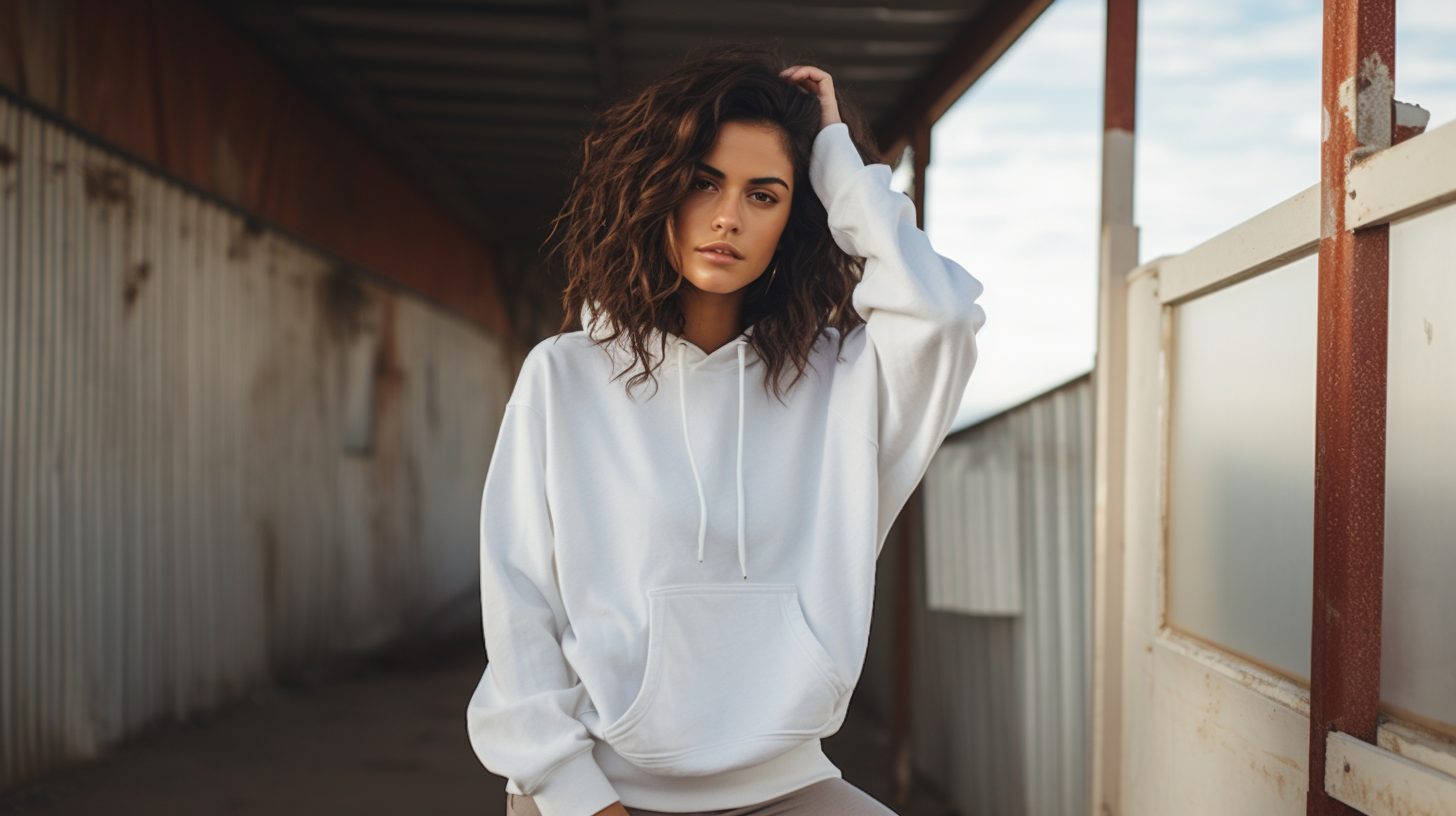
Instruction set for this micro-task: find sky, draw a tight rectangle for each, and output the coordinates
[932,0,1456,431]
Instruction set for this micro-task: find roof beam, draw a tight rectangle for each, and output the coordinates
[874,0,1055,156]
[587,0,618,98]
[203,0,502,244]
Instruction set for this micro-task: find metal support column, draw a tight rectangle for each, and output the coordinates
[890,118,932,806]
[1308,0,1394,813]
[1091,0,1138,812]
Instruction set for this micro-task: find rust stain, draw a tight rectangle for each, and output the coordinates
[122,262,152,311]
[1266,751,1302,772]
[318,265,372,340]
[368,294,418,609]
[1311,1,1394,812]
[425,362,441,434]
[258,517,280,650]
[1103,0,1138,133]
[249,356,282,409]
[83,163,133,210]
[0,142,15,169]
[226,216,266,261]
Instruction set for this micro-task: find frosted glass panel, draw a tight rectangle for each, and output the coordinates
[1168,256,1317,679]
[1384,201,1456,731]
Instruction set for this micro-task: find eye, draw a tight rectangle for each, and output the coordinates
[692,177,717,192]
[749,191,778,204]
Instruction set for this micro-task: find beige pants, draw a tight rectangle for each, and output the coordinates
[505,779,895,816]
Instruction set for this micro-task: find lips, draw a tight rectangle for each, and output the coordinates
[696,241,743,260]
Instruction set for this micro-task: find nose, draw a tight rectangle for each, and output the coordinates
[711,196,741,235]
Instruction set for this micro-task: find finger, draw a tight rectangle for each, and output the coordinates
[781,71,825,95]
[780,65,827,83]
[783,74,819,93]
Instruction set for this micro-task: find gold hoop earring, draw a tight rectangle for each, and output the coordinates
[764,259,779,292]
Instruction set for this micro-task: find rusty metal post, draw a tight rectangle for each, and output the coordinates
[1308,0,1394,813]
[1091,0,1138,813]
[889,488,918,804]
[890,118,931,805]
[910,120,931,230]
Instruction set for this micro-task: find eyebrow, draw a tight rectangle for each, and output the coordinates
[695,161,791,190]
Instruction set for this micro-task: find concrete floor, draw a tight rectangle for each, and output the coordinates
[0,639,953,816]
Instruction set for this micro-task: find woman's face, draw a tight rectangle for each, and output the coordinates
[671,120,794,295]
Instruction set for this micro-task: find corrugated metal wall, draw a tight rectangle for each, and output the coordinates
[923,427,1023,616]
[862,376,1093,816]
[0,96,513,789]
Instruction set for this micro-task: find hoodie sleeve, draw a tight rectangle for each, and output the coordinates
[466,400,620,816]
[809,122,986,548]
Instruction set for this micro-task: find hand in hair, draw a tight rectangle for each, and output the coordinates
[779,65,842,131]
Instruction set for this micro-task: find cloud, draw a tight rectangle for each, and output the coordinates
[1399,0,1456,127]
[925,0,1102,429]
[1137,0,1323,259]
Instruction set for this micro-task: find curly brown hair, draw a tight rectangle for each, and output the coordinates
[550,44,880,401]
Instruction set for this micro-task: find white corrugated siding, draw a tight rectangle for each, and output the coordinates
[0,96,513,789]
[922,427,1022,615]
[863,376,1092,816]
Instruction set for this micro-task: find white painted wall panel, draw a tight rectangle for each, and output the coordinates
[1383,200,1456,733]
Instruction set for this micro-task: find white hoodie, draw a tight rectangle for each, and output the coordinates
[466,123,985,816]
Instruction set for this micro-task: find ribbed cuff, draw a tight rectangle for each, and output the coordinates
[529,748,620,816]
[808,122,868,210]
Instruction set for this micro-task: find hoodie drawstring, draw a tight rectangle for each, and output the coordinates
[676,338,750,579]
[677,343,710,564]
[736,342,747,579]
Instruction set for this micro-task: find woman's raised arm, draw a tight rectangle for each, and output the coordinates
[788,66,986,548]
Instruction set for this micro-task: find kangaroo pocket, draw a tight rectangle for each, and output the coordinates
[601,584,849,777]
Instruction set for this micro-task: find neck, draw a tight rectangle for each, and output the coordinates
[677,284,745,354]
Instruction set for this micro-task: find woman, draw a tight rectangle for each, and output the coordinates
[467,46,985,816]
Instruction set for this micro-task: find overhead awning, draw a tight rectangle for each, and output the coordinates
[208,0,1053,251]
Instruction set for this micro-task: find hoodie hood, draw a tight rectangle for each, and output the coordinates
[582,299,756,577]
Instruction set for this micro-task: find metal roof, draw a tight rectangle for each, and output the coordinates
[208,0,1050,253]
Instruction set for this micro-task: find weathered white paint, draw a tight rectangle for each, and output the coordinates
[1157,183,1320,305]
[1394,101,1432,134]
[1337,52,1394,156]
[1380,723,1456,783]
[1115,260,1313,816]
[0,96,513,789]
[1092,125,1138,816]
[1103,63,1456,816]
[1346,117,1456,229]
[1158,630,1310,717]
[1326,731,1456,816]
[1114,263,1159,814]
[1101,129,1136,227]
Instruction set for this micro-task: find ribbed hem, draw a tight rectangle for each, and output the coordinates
[529,748,621,816]
[596,738,841,812]
[808,123,867,211]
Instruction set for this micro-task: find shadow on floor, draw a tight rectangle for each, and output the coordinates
[0,637,954,816]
